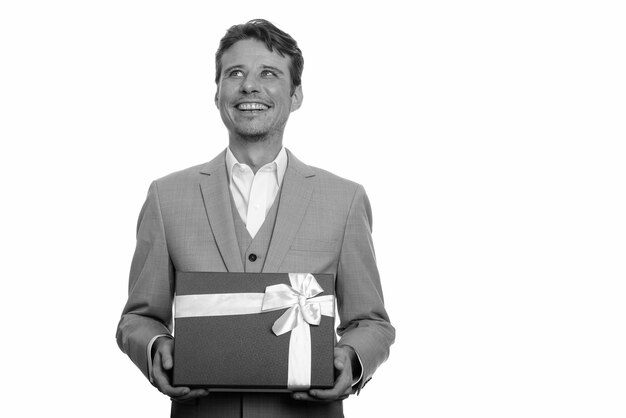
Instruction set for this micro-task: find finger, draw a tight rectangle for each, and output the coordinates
[334,357,345,371]
[293,386,352,402]
[154,373,189,397]
[308,371,352,401]
[153,354,190,398]
[292,392,322,402]
[171,388,209,402]
[333,347,349,375]
[160,347,174,371]
[309,385,353,401]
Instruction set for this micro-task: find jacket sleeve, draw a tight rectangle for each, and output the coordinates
[335,184,396,391]
[116,181,175,380]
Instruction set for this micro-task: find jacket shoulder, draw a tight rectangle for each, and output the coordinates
[309,165,362,194]
[149,164,203,196]
[287,149,361,193]
[154,162,207,185]
[152,150,224,190]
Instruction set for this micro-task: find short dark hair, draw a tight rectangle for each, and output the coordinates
[215,19,304,92]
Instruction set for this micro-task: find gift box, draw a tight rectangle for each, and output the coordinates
[172,272,336,391]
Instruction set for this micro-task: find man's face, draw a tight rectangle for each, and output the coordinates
[215,39,302,141]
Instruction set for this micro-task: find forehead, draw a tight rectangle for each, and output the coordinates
[221,39,291,70]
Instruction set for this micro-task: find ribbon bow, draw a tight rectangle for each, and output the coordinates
[261,273,326,335]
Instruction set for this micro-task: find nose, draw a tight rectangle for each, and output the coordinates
[240,73,260,94]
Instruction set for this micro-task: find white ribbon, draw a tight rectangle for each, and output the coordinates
[174,273,334,390]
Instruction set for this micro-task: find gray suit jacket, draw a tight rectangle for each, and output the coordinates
[116,149,395,417]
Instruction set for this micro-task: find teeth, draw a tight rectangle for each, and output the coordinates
[237,103,269,111]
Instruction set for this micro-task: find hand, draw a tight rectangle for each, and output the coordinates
[151,337,209,403]
[292,346,357,402]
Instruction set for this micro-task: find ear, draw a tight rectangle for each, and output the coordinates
[290,85,303,112]
[214,89,219,108]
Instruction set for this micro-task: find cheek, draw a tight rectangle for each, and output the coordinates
[217,82,238,101]
[217,92,236,114]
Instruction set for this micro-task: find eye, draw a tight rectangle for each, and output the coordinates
[228,69,244,77]
[261,70,277,78]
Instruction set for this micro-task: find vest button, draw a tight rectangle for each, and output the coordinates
[248,253,257,262]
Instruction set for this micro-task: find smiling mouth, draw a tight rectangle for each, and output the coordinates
[236,102,270,111]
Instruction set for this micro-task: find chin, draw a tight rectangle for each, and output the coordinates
[232,127,270,142]
[239,133,268,143]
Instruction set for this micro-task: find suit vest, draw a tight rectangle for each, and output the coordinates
[230,186,282,273]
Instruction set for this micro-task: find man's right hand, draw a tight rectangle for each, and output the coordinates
[151,337,209,402]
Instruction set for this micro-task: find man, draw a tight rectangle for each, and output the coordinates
[117,19,395,417]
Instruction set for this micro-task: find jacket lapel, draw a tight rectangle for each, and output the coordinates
[263,149,315,272]
[199,150,245,272]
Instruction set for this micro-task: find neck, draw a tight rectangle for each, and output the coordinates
[229,134,283,173]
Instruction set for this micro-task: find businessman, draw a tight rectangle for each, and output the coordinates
[117,19,395,417]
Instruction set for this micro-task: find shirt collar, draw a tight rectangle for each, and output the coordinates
[226,147,288,185]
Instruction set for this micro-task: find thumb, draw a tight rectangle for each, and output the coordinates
[162,350,173,370]
[335,357,345,371]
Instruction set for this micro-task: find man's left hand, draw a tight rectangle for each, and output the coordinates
[292,346,357,402]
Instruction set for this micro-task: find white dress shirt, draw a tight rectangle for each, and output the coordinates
[226,147,288,238]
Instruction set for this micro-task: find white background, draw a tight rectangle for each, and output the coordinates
[1,1,625,417]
